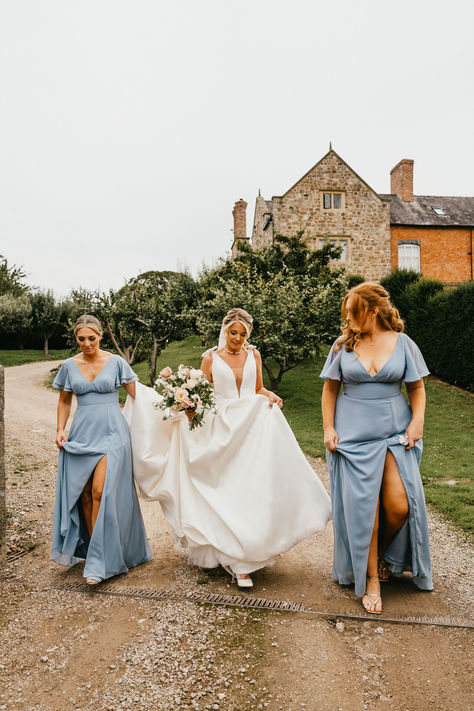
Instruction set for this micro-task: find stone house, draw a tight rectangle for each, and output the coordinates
[231,148,474,285]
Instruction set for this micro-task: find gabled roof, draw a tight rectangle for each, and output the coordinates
[276,149,384,202]
[381,194,474,226]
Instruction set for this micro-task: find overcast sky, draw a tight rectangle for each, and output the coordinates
[1,0,473,297]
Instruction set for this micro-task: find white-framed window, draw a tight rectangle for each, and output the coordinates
[321,191,344,210]
[398,242,420,272]
[318,237,349,263]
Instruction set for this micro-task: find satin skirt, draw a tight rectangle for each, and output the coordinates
[51,391,152,580]
[124,383,331,575]
[328,383,433,598]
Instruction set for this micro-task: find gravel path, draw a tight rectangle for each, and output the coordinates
[0,361,472,711]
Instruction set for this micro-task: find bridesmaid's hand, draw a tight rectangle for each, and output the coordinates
[56,430,68,450]
[324,426,339,454]
[405,419,423,450]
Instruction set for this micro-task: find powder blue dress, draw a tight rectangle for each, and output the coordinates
[51,355,152,581]
[320,333,433,598]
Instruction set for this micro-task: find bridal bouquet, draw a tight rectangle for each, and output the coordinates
[154,364,217,430]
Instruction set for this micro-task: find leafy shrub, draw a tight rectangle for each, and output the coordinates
[380,268,420,320]
[345,273,366,289]
[421,282,474,391]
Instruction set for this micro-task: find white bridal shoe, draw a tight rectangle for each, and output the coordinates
[236,574,253,588]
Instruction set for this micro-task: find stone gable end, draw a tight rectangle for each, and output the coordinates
[272,151,391,280]
[252,150,392,281]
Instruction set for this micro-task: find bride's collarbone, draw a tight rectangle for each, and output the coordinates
[216,349,248,370]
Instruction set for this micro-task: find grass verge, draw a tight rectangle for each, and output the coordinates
[0,349,70,367]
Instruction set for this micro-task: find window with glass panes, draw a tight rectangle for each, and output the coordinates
[322,192,343,210]
[398,242,420,272]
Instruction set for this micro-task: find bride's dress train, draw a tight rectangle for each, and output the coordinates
[124,349,331,575]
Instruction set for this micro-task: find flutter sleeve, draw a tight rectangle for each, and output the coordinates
[53,361,73,391]
[115,356,139,388]
[320,341,343,381]
[403,335,430,382]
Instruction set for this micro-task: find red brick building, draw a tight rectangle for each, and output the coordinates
[382,159,474,285]
[233,150,474,286]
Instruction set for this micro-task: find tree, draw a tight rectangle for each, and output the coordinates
[0,255,28,297]
[128,270,198,384]
[196,235,346,391]
[98,286,146,365]
[30,289,62,354]
[0,294,33,348]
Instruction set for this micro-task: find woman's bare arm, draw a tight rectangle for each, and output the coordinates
[200,352,213,384]
[56,390,73,449]
[122,381,136,399]
[321,380,341,453]
[405,380,426,450]
[254,350,282,408]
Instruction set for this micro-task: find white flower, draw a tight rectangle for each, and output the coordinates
[186,378,198,389]
[174,387,189,403]
[189,368,202,379]
[398,434,409,446]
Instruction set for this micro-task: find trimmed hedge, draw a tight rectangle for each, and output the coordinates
[381,269,473,391]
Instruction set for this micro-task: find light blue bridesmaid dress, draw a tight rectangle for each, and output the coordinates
[51,355,152,581]
[320,333,433,598]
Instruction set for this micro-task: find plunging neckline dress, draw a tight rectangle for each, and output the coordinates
[52,355,152,580]
[124,349,331,576]
[320,333,433,597]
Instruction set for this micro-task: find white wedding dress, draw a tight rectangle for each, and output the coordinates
[124,349,331,575]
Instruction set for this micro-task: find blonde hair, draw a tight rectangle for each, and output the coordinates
[335,282,404,353]
[74,314,103,337]
[222,308,253,349]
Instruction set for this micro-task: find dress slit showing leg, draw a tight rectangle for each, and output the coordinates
[91,454,108,528]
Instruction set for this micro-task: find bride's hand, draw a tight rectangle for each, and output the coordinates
[185,410,196,421]
[266,391,283,408]
[324,426,339,454]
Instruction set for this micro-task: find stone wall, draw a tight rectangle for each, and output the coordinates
[0,365,5,568]
[251,195,274,250]
[253,150,392,281]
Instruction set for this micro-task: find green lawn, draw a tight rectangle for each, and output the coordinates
[40,335,474,536]
[0,349,70,367]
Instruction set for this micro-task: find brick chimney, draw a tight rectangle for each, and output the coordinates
[390,159,414,202]
[231,199,249,257]
[232,199,247,239]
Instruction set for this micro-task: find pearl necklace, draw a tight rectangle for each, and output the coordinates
[224,346,242,355]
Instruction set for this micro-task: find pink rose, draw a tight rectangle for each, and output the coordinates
[159,367,172,379]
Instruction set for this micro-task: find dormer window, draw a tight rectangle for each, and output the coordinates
[321,192,344,210]
[432,207,447,216]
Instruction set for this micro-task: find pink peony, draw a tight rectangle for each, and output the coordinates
[159,367,172,379]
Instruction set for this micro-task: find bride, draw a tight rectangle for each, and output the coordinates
[124,308,331,587]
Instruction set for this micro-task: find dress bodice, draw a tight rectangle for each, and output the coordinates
[320,333,429,389]
[211,349,257,400]
[53,354,138,396]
